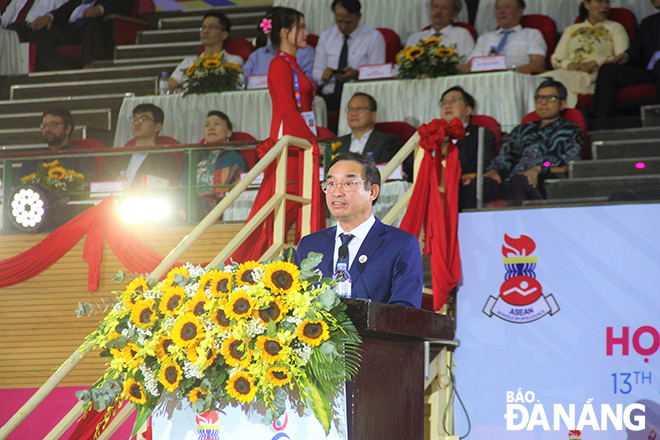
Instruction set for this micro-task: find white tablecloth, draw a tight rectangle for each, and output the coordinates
[337,71,544,136]
[475,0,658,36]
[274,0,469,44]
[114,92,327,146]
[0,29,24,76]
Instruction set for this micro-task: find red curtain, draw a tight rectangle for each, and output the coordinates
[0,197,167,293]
[399,118,465,311]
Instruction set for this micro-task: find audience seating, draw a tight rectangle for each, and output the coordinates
[520,14,557,70]
[317,126,336,139]
[522,108,590,160]
[469,114,502,153]
[70,138,106,179]
[307,34,319,49]
[422,22,478,41]
[231,131,258,170]
[374,121,416,145]
[376,28,401,64]
[224,37,254,63]
[574,7,637,41]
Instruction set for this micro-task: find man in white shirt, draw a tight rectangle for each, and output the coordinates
[459,0,546,73]
[406,0,475,62]
[313,0,386,110]
[1,0,67,40]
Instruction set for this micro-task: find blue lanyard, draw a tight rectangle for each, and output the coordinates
[278,51,316,111]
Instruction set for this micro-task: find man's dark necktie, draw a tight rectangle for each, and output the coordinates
[337,233,354,270]
[333,35,350,100]
[16,0,35,25]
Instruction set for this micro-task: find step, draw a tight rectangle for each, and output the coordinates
[570,157,660,178]
[10,78,157,100]
[590,126,660,143]
[11,64,178,86]
[524,196,611,207]
[137,25,256,44]
[0,109,112,131]
[592,139,660,160]
[545,174,660,200]
[92,56,186,68]
[114,42,200,60]
[158,11,266,30]
[0,126,87,147]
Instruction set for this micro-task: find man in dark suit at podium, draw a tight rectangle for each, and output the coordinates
[294,152,423,308]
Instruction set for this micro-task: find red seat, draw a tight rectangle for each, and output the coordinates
[70,138,106,179]
[231,131,258,170]
[307,34,319,49]
[522,108,590,159]
[224,37,254,63]
[469,114,502,153]
[422,22,478,41]
[520,14,557,70]
[316,126,336,139]
[374,121,416,145]
[574,7,637,41]
[376,28,401,64]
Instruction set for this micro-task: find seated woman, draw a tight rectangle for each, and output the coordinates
[196,111,246,213]
[540,0,629,107]
[169,11,244,93]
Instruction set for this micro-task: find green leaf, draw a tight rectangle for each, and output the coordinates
[320,341,339,361]
[301,252,323,272]
[112,271,126,283]
[315,289,339,311]
[305,380,332,435]
[267,319,277,338]
[132,404,155,438]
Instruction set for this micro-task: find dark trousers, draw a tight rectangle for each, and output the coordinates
[591,62,660,127]
[29,17,112,71]
[460,174,544,210]
[6,22,32,42]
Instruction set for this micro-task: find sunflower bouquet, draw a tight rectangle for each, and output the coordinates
[183,52,243,95]
[396,36,461,79]
[20,159,87,196]
[75,254,361,436]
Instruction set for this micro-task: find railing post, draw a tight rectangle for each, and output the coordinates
[2,160,13,232]
[186,149,198,223]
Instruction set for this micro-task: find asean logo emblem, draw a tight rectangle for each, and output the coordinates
[483,234,560,323]
[196,411,220,440]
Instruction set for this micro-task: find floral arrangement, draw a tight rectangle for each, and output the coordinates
[396,36,461,79]
[183,52,243,95]
[20,159,87,195]
[76,254,361,436]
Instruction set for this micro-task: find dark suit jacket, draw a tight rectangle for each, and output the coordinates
[51,0,134,26]
[457,124,497,175]
[626,12,660,69]
[128,152,179,190]
[336,129,402,164]
[294,217,423,308]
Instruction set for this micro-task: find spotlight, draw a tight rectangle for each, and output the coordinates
[8,185,51,233]
[119,197,172,224]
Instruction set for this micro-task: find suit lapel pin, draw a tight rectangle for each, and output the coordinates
[358,255,367,264]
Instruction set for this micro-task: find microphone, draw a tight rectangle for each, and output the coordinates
[338,244,348,261]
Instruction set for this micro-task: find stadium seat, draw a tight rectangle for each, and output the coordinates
[374,121,416,145]
[70,138,106,179]
[376,28,401,64]
[231,131,258,170]
[522,108,590,160]
[307,34,319,49]
[316,126,336,139]
[574,7,637,41]
[469,114,502,153]
[520,14,557,70]
[224,38,254,63]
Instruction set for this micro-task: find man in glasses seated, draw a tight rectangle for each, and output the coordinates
[478,79,583,206]
[294,152,423,308]
[118,103,180,190]
[19,107,95,182]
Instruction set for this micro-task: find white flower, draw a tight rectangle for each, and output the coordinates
[251,266,265,283]
[245,318,267,339]
[183,360,204,379]
[294,344,313,364]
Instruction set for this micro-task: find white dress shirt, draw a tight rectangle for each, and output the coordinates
[0,0,67,27]
[349,128,374,154]
[406,24,475,62]
[468,25,547,69]
[170,51,245,86]
[333,215,376,270]
[313,23,386,95]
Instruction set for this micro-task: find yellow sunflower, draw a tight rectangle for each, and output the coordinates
[158,359,183,392]
[124,378,147,404]
[220,336,252,368]
[256,335,287,364]
[434,46,455,58]
[185,65,196,77]
[404,46,424,61]
[234,261,262,287]
[122,277,149,306]
[162,266,189,289]
[188,291,209,317]
[424,36,443,46]
[226,371,257,403]
[202,59,221,68]
[201,270,232,297]
[47,166,67,179]
[42,159,60,168]
[171,313,202,348]
[330,141,342,152]
[21,173,37,183]
[159,286,185,316]
[225,290,253,321]
[255,297,288,325]
[130,299,157,329]
[296,320,330,346]
[210,307,233,329]
[188,343,218,368]
[263,261,301,295]
[68,170,85,179]
[189,387,208,404]
[266,366,291,387]
[224,61,241,72]
[155,335,174,360]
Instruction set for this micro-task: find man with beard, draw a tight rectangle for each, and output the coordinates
[19,107,96,181]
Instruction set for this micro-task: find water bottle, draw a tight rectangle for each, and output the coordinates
[117,170,128,191]
[159,72,170,95]
[333,261,351,298]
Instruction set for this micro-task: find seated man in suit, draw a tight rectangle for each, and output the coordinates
[121,103,179,191]
[458,0,546,73]
[438,86,497,210]
[335,92,401,164]
[294,152,423,308]
[1,0,68,41]
[28,0,134,70]
[591,0,660,129]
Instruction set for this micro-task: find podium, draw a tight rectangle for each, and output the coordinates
[343,299,456,440]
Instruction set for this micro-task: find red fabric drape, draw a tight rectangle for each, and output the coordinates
[228,138,324,265]
[399,118,465,311]
[0,197,168,292]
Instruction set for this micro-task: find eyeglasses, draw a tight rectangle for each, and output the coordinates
[345,106,372,113]
[199,25,222,31]
[321,180,366,193]
[534,95,560,103]
[129,116,154,123]
[439,97,463,106]
[40,122,64,129]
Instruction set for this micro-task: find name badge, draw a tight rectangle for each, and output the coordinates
[246,75,268,89]
[471,55,507,72]
[90,181,125,197]
[239,172,264,185]
[301,110,317,136]
[358,63,394,80]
